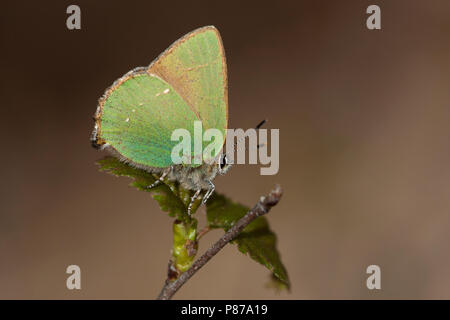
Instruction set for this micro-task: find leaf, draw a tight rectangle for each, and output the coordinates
[206,193,290,289]
[265,274,290,292]
[97,156,290,289]
[96,156,201,222]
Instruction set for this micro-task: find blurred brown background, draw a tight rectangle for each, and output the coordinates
[1,0,450,299]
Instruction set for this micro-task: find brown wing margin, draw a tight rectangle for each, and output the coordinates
[147,26,229,133]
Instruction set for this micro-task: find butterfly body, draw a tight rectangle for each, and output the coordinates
[103,141,225,191]
[91,26,230,213]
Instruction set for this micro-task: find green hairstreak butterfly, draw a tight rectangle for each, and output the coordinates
[91,26,231,214]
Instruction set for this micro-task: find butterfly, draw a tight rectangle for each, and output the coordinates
[91,26,231,215]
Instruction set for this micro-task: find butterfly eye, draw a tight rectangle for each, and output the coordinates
[220,154,228,170]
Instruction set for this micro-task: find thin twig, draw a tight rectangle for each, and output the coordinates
[196,226,211,241]
[157,184,283,300]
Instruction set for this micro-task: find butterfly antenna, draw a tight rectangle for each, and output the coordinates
[256,119,267,129]
[231,119,268,153]
[256,119,267,149]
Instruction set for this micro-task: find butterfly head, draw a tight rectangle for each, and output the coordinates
[217,153,232,175]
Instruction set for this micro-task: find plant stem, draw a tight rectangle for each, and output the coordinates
[196,226,211,241]
[156,184,283,300]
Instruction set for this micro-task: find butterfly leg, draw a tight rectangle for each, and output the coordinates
[187,189,202,216]
[202,180,215,205]
[146,166,172,189]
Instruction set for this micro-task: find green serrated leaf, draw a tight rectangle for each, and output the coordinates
[96,157,201,222]
[265,273,290,292]
[96,157,289,289]
[206,193,290,289]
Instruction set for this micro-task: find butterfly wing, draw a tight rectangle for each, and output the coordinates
[147,26,228,157]
[93,26,228,168]
[94,72,200,168]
